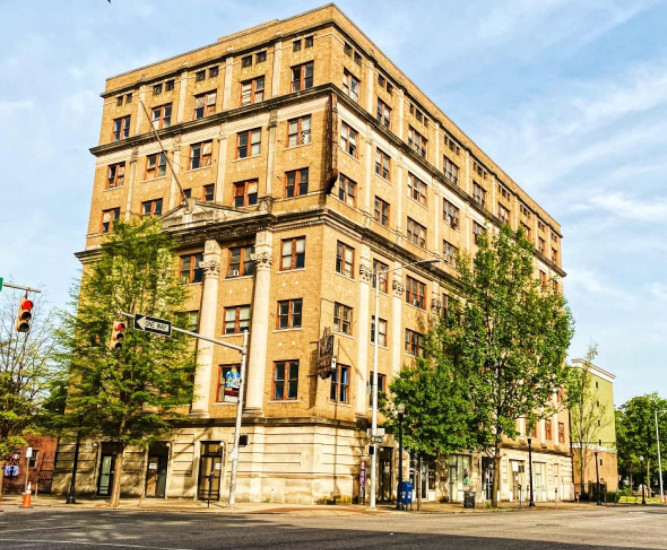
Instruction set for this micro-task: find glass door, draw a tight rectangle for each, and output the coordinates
[97,443,119,497]
[197,441,223,501]
[145,442,169,498]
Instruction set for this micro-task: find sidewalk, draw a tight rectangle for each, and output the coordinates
[0,494,621,515]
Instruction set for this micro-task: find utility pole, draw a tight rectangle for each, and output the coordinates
[655,409,664,503]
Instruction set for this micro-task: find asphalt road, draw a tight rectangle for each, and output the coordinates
[1,505,666,549]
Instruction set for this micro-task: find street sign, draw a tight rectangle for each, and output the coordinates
[367,428,385,437]
[0,277,3,291]
[371,436,383,444]
[134,314,172,336]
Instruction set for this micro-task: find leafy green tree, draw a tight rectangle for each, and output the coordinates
[437,224,574,506]
[58,218,196,507]
[0,291,60,500]
[566,344,610,495]
[616,393,667,490]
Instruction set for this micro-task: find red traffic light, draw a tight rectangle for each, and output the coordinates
[110,319,126,350]
[15,298,34,333]
[114,322,126,331]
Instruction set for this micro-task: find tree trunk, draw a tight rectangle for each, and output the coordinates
[109,446,125,508]
[491,441,501,507]
[416,453,422,511]
[0,459,6,506]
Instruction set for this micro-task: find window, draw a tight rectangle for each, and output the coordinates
[101,207,120,234]
[521,222,531,240]
[280,236,306,270]
[473,161,487,179]
[233,179,259,207]
[273,360,299,400]
[344,43,353,56]
[107,163,125,189]
[277,299,302,329]
[336,241,355,278]
[190,141,212,169]
[376,99,391,129]
[443,199,460,228]
[498,203,510,225]
[405,329,424,357]
[165,79,175,91]
[180,253,203,283]
[256,51,267,64]
[305,35,314,48]
[498,183,511,200]
[228,245,254,277]
[443,156,459,184]
[552,248,558,263]
[330,364,350,403]
[408,173,427,206]
[182,188,192,202]
[151,104,172,130]
[373,259,388,293]
[520,203,532,219]
[444,134,460,155]
[116,95,123,107]
[545,421,553,440]
[153,83,162,95]
[538,220,546,232]
[241,55,253,68]
[342,70,360,102]
[291,62,313,92]
[241,76,265,106]
[217,365,239,402]
[181,311,199,332]
[202,184,215,202]
[340,122,358,157]
[337,174,357,207]
[538,237,546,255]
[473,221,486,244]
[209,66,219,78]
[408,127,427,158]
[195,70,206,82]
[539,270,547,289]
[353,52,361,65]
[407,218,426,248]
[442,293,450,317]
[373,197,390,227]
[370,316,387,346]
[112,116,130,141]
[472,182,486,207]
[558,422,565,443]
[334,303,353,335]
[287,115,311,147]
[443,240,457,266]
[368,372,387,406]
[194,91,216,119]
[375,149,390,180]
[293,39,302,52]
[236,128,261,158]
[285,168,309,198]
[142,198,163,218]
[224,305,250,334]
[146,152,167,179]
[406,276,426,309]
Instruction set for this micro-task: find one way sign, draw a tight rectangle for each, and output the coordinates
[134,314,172,337]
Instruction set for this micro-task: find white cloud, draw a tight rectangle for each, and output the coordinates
[0,99,34,117]
[648,282,667,301]
[590,192,667,222]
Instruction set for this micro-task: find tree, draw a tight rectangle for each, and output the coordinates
[59,218,196,508]
[616,393,667,491]
[436,224,574,506]
[0,290,60,501]
[566,344,609,495]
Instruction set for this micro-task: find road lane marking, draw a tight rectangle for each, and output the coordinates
[0,539,197,549]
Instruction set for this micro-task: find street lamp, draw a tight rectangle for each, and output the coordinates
[66,413,83,505]
[527,437,535,507]
[640,455,646,505]
[396,403,405,510]
[369,257,440,510]
[594,450,601,505]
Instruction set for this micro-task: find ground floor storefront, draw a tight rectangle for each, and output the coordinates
[51,421,574,505]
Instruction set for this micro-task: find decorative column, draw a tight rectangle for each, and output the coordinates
[265,111,278,196]
[176,70,188,124]
[357,260,373,417]
[222,55,234,110]
[190,240,221,418]
[245,230,273,414]
[215,129,228,204]
[271,41,282,96]
[124,148,138,221]
[391,272,405,376]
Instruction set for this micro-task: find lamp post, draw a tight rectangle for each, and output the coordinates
[65,413,83,505]
[594,450,601,505]
[527,437,535,507]
[640,455,646,505]
[396,403,405,510]
[369,257,440,510]
[655,409,664,503]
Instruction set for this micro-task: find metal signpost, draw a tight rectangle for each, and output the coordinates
[120,311,248,507]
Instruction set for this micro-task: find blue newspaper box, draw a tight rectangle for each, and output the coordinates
[399,481,413,506]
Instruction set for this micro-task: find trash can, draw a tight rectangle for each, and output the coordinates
[463,492,476,508]
[399,481,413,507]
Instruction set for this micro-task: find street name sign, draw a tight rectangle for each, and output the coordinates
[134,314,172,336]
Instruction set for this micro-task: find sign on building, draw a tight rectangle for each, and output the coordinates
[317,327,335,379]
[224,366,241,403]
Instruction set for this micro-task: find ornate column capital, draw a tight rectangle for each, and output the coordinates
[251,251,272,271]
[359,265,374,284]
[200,259,220,279]
[392,279,405,297]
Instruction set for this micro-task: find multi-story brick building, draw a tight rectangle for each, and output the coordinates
[53,4,571,504]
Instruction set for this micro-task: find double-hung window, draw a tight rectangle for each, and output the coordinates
[285,168,308,197]
[141,198,163,218]
[443,199,460,228]
[405,329,424,357]
[280,237,306,270]
[375,149,390,180]
[277,299,302,329]
[408,173,427,205]
[370,316,387,346]
[342,69,360,102]
[443,156,459,184]
[107,163,125,189]
[442,240,457,266]
[498,203,510,225]
[273,360,299,400]
[190,141,212,169]
[408,127,427,158]
[338,174,356,207]
[146,152,167,179]
[193,90,216,119]
[376,99,391,129]
[287,115,311,147]
[473,182,486,207]
[241,76,265,106]
[407,218,426,248]
[291,62,313,92]
[473,221,486,244]
[340,123,357,157]
[228,245,254,277]
[101,207,120,234]
[333,303,353,335]
[224,305,250,334]
[336,241,354,278]
[180,253,203,283]
[112,116,130,141]
[330,364,349,403]
[236,128,261,159]
[372,259,388,293]
[373,197,390,227]
[233,179,258,207]
[151,104,172,129]
[405,276,426,309]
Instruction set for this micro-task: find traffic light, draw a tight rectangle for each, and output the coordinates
[15,297,33,333]
[110,320,126,350]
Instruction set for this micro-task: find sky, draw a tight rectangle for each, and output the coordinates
[1,0,666,406]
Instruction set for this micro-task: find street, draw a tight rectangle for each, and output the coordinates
[1,505,666,549]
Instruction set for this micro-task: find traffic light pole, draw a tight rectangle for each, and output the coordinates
[0,281,42,294]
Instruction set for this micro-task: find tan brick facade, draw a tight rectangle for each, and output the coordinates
[54,4,569,504]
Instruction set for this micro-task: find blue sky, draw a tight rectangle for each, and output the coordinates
[1,0,665,405]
